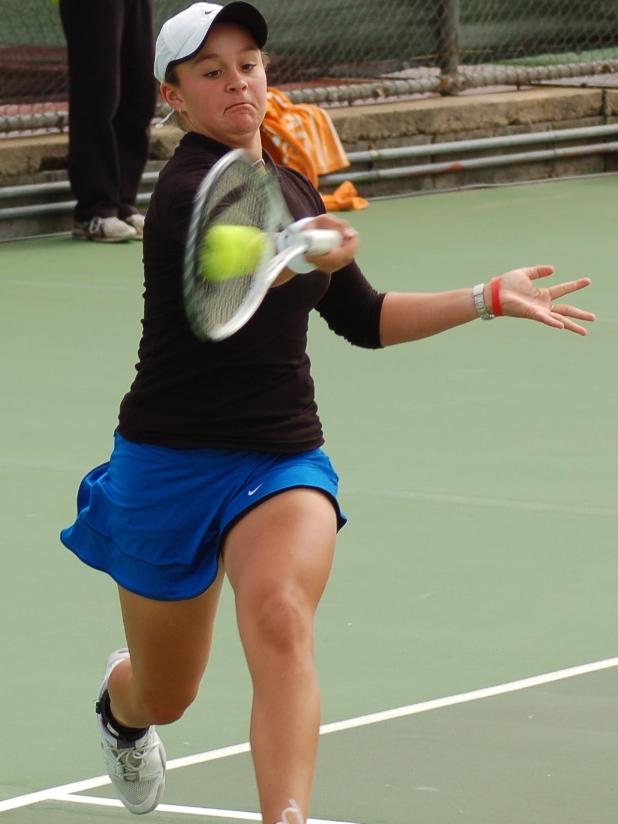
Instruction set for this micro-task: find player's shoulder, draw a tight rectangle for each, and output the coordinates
[160,134,217,183]
[275,163,314,191]
[274,164,325,216]
[153,134,220,209]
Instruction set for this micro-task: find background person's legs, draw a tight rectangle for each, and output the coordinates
[116,0,156,221]
[59,0,126,222]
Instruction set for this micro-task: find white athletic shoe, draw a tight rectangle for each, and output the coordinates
[96,649,166,815]
[73,216,137,243]
[124,213,145,240]
[276,799,305,824]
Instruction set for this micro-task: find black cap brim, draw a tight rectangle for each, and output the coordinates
[214,1,268,48]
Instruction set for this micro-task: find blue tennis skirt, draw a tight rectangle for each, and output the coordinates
[60,432,346,601]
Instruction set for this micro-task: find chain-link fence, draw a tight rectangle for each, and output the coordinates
[1,0,617,134]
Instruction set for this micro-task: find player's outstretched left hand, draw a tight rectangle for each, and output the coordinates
[491,265,596,335]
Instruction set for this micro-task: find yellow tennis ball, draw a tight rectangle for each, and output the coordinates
[201,225,270,282]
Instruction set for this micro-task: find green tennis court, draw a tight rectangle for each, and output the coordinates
[1,175,616,824]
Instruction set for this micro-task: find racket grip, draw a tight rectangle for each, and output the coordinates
[277,220,342,273]
[299,229,342,255]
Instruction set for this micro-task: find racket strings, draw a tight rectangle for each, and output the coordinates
[190,161,273,335]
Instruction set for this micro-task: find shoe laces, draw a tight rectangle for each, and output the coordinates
[276,799,304,824]
[110,738,157,782]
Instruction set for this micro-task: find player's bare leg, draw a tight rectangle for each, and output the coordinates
[110,569,224,727]
[223,489,337,824]
[95,570,224,812]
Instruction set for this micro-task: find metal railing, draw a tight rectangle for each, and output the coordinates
[2,123,617,222]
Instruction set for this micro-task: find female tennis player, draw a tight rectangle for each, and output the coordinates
[60,3,595,823]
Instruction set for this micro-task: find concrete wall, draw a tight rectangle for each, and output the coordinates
[1,86,617,238]
[325,87,618,196]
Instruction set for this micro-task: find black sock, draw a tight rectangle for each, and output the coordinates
[97,690,149,742]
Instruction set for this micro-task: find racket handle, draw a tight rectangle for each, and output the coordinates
[277,220,342,273]
[298,228,342,256]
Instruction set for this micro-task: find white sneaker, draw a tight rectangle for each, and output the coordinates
[124,213,145,240]
[73,216,137,243]
[277,799,305,824]
[96,649,166,815]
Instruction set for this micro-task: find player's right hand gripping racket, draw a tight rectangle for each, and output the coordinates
[183,148,342,342]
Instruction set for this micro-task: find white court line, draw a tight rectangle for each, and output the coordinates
[347,486,618,519]
[318,656,618,735]
[1,655,617,814]
[48,793,362,824]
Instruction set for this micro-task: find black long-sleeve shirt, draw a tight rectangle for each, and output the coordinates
[117,132,385,452]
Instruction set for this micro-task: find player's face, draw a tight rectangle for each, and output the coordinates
[165,23,267,153]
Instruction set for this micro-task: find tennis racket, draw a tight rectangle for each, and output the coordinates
[183,148,342,342]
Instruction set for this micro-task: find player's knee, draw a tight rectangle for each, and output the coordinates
[252,592,312,657]
[138,685,198,725]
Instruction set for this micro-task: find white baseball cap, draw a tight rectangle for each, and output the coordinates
[154,2,268,83]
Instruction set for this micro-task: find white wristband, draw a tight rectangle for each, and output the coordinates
[472,282,494,320]
[277,218,316,273]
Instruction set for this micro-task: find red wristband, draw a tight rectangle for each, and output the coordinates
[491,276,503,317]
